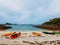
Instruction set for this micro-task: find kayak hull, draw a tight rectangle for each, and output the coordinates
[10,32,21,39]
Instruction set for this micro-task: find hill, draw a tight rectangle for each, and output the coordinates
[35,18,60,30]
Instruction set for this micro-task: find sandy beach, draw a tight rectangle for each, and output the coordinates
[0,31,60,45]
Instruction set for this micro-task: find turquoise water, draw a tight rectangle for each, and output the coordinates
[6,24,46,32]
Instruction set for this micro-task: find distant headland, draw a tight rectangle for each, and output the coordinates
[0,25,12,30]
[35,18,60,31]
[0,23,12,30]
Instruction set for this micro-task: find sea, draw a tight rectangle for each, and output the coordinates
[5,24,48,32]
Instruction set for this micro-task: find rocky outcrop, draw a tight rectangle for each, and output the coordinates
[35,18,60,30]
[0,25,12,30]
[6,23,12,25]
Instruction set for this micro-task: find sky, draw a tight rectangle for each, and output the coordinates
[0,0,60,24]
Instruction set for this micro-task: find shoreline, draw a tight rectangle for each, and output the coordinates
[0,30,60,45]
[35,26,60,32]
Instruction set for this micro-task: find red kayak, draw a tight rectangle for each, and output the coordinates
[10,32,21,39]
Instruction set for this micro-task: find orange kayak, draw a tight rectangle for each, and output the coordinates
[32,32,41,36]
[3,32,12,36]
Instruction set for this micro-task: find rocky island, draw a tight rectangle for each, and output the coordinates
[35,18,60,31]
[5,23,17,25]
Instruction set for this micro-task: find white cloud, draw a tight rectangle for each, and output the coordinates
[0,0,60,24]
[0,0,23,12]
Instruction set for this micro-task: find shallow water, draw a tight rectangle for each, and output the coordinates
[5,24,47,32]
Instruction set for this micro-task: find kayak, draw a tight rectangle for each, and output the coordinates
[32,32,41,36]
[2,32,16,36]
[43,32,55,35]
[10,32,21,39]
[3,32,12,36]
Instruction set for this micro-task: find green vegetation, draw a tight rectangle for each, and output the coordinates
[35,18,60,30]
[43,18,60,26]
[54,32,60,35]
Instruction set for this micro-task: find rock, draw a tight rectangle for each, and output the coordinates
[6,23,12,25]
[0,25,12,30]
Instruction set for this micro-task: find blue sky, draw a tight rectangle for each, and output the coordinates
[0,0,60,24]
